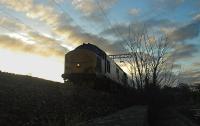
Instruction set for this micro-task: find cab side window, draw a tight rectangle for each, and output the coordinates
[96,57,102,73]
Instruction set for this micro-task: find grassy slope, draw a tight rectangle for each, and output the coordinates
[0,71,131,126]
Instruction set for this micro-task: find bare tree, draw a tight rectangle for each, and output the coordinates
[125,24,178,91]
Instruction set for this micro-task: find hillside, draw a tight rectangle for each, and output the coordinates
[0,71,133,126]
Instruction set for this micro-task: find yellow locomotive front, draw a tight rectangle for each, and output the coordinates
[62,48,97,81]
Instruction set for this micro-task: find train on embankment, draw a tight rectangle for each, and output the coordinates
[62,43,133,91]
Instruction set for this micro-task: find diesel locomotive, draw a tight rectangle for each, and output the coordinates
[62,43,132,90]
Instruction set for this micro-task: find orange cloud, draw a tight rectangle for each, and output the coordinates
[0,35,67,57]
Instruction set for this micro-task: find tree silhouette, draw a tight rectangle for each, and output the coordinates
[125,23,178,91]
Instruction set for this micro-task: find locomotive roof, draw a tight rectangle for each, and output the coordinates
[75,43,106,58]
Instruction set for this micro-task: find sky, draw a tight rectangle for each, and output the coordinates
[0,0,200,84]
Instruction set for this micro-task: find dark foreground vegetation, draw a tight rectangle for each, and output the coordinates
[147,84,200,126]
[0,71,136,126]
[0,71,199,126]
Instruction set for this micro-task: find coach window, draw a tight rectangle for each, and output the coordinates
[116,68,119,79]
[123,73,128,84]
[107,60,110,73]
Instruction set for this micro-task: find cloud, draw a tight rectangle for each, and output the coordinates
[171,44,198,60]
[1,0,122,56]
[72,0,117,15]
[129,8,140,16]
[100,21,170,40]
[180,70,200,84]
[0,35,67,57]
[152,0,184,10]
[54,21,130,55]
[100,20,175,39]
[71,0,117,22]
[158,13,200,43]
[72,0,97,16]
[26,4,59,25]
[100,23,129,38]
[0,17,30,32]
[144,19,178,28]
[29,32,61,47]
[0,0,33,12]
[192,62,200,68]
[28,32,69,54]
[0,0,72,27]
[1,0,117,49]
[106,40,127,54]
[54,23,108,49]
[167,21,200,42]
[99,20,199,61]
[193,13,200,21]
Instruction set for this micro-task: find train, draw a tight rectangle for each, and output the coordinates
[62,43,132,91]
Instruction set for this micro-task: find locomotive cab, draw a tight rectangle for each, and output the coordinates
[62,48,97,81]
[62,43,107,82]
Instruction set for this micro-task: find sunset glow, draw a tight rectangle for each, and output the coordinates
[0,49,64,82]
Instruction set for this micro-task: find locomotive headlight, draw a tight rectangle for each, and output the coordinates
[76,63,80,68]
